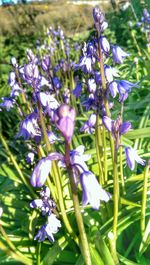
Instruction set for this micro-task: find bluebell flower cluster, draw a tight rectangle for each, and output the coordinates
[30,186,61,243]
[73,6,145,171]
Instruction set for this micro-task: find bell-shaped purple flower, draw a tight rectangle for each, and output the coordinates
[109,81,119,98]
[117,80,139,96]
[34,214,61,243]
[26,152,35,164]
[119,122,131,135]
[41,56,51,72]
[73,83,82,98]
[16,112,41,141]
[53,77,62,90]
[80,113,96,134]
[47,131,60,144]
[125,147,145,170]
[8,72,16,87]
[102,116,131,137]
[30,157,52,187]
[112,46,129,64]
[54,104,76,144]
[80,171,111,210]
[100,37,110,53]
[87,78,96,93]
[0,97,15,111]
[10,57,18,67]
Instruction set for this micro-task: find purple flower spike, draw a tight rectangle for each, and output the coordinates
[30,157,52,187]
[120,122,131,135]
[102,116,113,132]
[112,46,129,64]
[100,37,110,53]
[80,171,111,210]
[125,147,145,170]
[54,104,76,144]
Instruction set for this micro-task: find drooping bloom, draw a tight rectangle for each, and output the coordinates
[34,214,61,243]
[30,157,52,187]
[30,153,63,187]
[0,97,15,111]
[26,152,35,164]
[112,46,129,64]
[72,83,82,98]
[125,147,145,170]
[100,36,110,53]
[102,116,131,138]
[80,113,96,134]
[54,104,76,144]
[80,171,111,210]
[16,112,41,142]
[87,79,97,93]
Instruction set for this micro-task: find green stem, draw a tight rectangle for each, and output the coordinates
[119,145,125,195]
[0,133,36,198]
[102,126,108,184]
[95,115,104,185]
[141,164,150,235]
[65,143,91,265]
[113,138,119,245]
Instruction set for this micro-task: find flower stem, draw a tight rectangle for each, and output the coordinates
[141,164,150,235]
[95,115,104,184]
[113,137,119,246]
[65,143,92,265]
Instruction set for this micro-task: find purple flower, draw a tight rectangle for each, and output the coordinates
[102,116,131,137]
[77,56,93,73]
[109,81,119,98]
[0,97,15,111]
[30,153,63,187]
[41,56,51,72]
[8,72,16,87]
[125,147,145,170]
[30,186,56,215]
[112,46,129,64]
[54,104,76,144]
[80,113,96,134]
[26,152,35,164]
[53,77,62,90]
[34,214,61,243]
[70,145,91,173]
[17,112,41,141]
[87,79,96,93]
[10,57,18,67]
[10,83,22,97]
[80,171,111,210]
[30,157,52,187]
[73,83,82,98]
[47,131,60,144]
[100,37,110,53]
[117,80,137,93]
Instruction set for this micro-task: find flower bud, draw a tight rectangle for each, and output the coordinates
[54,104,76,144]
